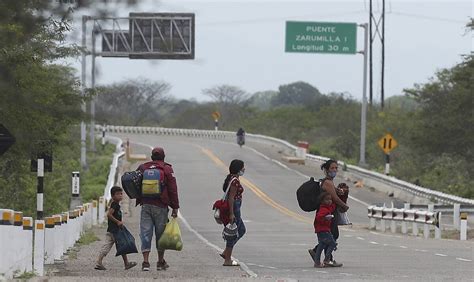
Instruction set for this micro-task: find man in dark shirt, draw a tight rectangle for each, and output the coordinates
[95,186,137,270]
[136,147,180,271]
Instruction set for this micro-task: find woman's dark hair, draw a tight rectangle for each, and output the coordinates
[222,159,244,192]
[320,159,337,171]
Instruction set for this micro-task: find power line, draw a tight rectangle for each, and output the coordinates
[390,11,466,24]
[199,10,366,26]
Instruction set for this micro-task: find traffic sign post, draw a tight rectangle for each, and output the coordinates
[212,111,220,131]
[378,133,398,175]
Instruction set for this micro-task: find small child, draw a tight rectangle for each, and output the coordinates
[95,186,137,270]
[313,192,342,268]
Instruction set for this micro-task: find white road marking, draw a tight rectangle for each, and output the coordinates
[315,270,328,273]
[242,219,253,223]
[400,246,408,249]
[343,234,354,238]
[456,258,472,262]
[357,237,365,240]
[339,272,352,276]
[243,144,369,205]
[290,243,311,246]
[178,212,257,278]
[370,241,379,245]
[383,244,389,246]
[435,253,448,257]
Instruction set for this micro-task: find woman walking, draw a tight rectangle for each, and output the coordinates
[220,159,246,266]
[309,159,349,266]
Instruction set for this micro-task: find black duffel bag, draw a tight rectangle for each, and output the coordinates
[121,170,142,199]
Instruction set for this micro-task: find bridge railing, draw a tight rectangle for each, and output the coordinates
[0,136,123,279]
[367,205,443,239]
[96,125,474,206]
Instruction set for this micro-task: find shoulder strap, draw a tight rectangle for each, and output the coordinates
[222,177,238,200]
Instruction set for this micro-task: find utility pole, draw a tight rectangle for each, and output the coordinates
[81,15,88,169]
[369,0,386,108]
[359,23,369,166]
[90,25,96,152]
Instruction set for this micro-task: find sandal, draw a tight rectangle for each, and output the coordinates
[219,253,225,259]
[94,264,106,270]
[125,262,137,270]
[223,260,240,266]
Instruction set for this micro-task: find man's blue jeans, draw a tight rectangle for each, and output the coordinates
[315,232,337,263]
[140,204,168,252]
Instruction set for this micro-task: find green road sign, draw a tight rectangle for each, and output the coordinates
[285,21,357,54]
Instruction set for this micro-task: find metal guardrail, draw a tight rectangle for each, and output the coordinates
[96,125,474,206]
[102,136,125,201]
[410,204,474,213]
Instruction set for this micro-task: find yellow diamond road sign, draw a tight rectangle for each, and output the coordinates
[212,111,220,120]
[378,133,398,154]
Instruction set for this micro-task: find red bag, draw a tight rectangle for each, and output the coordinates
[213,199,230,225]
[212,177,236,225]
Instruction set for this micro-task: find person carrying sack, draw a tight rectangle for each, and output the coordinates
[136,147,180,271]
[95,186,137,271]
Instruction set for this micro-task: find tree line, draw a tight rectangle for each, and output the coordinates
[95,56,473,199]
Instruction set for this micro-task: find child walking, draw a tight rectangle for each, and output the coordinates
[313,192,342,268]
[95,186,137,270]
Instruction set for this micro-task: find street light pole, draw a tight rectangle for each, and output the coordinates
[80,15,88,169]
[90,26,96,152]
[359,23,368,166]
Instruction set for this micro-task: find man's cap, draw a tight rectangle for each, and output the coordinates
[152,147,165,158]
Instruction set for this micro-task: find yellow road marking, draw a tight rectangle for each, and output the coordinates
[198,146,312,224]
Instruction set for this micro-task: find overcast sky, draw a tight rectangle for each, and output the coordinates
[67,0,472,102]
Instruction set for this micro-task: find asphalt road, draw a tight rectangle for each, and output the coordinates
[51,134,473,281]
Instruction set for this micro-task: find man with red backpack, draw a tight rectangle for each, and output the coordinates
[136,147,180,271]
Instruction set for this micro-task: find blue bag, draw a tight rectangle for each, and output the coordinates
[114,227,138,256]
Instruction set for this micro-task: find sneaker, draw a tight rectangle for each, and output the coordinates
[324,260,343,267]
[157,260,169,270]
[142,261,150,271]
[308,249,316,263]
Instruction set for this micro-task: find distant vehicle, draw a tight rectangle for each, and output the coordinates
[236,128,245,147]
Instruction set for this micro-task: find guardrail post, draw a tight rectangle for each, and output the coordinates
[412,221,418,236]
[0,209,14,279]
[23,217,33,273]
[13,211,23,276]
[62,212,69,253]
[453,203,460,230]
[424,204,434,239]
[98,197,105,224]
[460,213,467,240]
[44,217,55,264]
[390,217,396,233]
[53,215,63,260]
[435,212,442,239]
[33,219,45,276]
[402,203,410,234]
[92,200,98,226]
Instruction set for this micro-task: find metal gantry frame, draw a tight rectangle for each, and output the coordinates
[80,14,195,168]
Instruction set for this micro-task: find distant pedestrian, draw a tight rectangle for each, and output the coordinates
[95,186,137,271]
[312,192,341,267]
[220,159,246,266]
[136,147,180,271]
